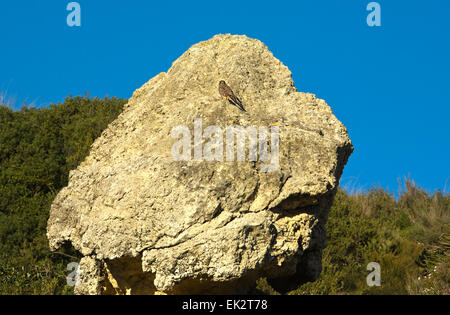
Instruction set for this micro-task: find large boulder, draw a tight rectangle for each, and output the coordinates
[47,34,353,294]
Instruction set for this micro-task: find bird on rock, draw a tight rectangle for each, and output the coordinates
[219,80,246,112]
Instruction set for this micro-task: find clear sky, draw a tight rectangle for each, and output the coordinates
[1,1,449,195]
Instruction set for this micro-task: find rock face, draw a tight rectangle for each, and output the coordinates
[47,34,353,294]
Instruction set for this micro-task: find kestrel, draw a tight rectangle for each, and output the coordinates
[219,80,246,112]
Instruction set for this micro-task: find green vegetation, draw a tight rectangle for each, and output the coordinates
[0,95,448,294]
[258,183,450,295]
[0,96,126,294]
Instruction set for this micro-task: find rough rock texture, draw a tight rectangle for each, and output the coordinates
[47,34,353,295]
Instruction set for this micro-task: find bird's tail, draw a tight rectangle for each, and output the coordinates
[229,95,246,112]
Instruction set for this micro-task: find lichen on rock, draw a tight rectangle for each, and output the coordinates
[47,34,353,294]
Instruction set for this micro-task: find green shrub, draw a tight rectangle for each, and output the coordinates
[0,96,126,294]
[258,182,449,295]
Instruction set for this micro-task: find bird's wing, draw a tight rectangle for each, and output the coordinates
[228,95,246,111]
[229,94,242,107]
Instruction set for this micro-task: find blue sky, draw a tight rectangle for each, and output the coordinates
[1,1,449,194]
